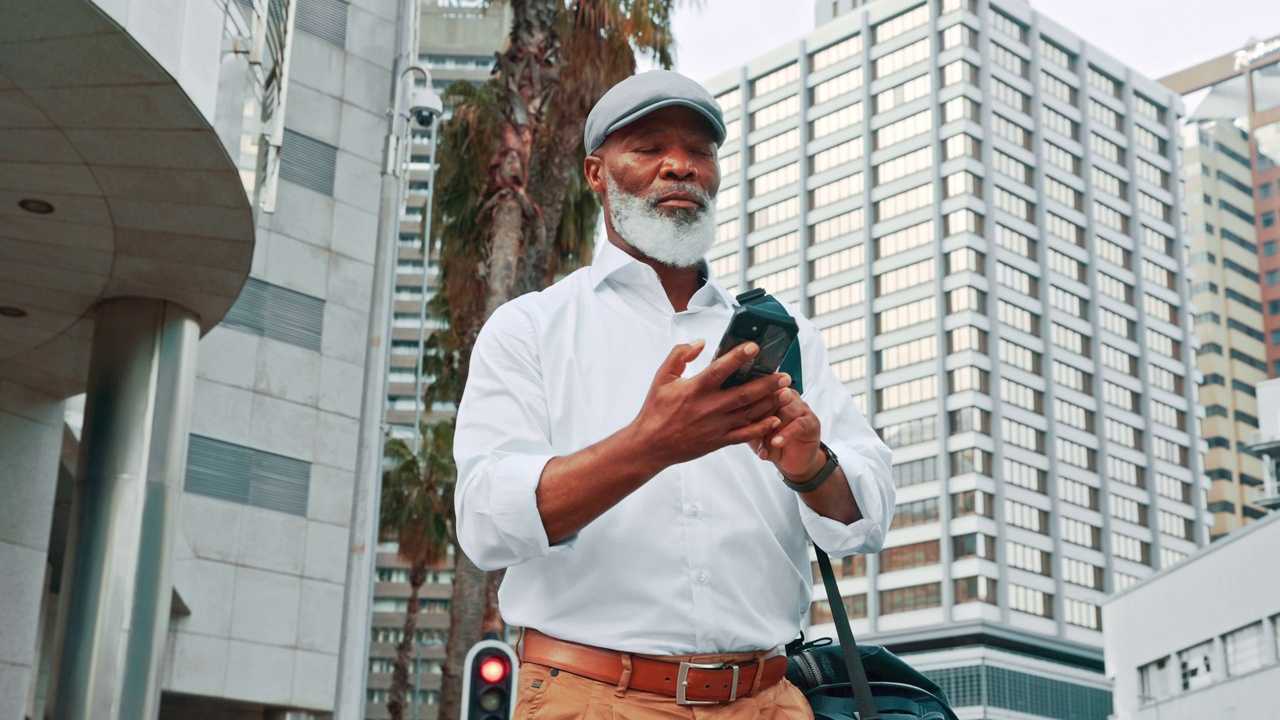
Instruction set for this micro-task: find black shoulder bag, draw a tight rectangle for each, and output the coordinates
[785,548,958,720]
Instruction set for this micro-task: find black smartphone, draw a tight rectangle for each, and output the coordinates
[714,299,799,389]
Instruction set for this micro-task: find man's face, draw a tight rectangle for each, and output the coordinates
[585,106,722,267]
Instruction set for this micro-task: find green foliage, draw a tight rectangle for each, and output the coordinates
[379,420,457,566]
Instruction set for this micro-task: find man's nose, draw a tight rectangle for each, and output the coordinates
[660,148,698,180]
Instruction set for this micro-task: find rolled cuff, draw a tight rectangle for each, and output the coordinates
[796,443,890,557]
[457,453,575,570]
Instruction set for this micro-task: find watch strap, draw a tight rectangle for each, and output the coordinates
[781,442,838,493]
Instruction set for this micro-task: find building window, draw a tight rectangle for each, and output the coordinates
[874,146,933,185]
[1008,584,1052,617]
[1178,642,1214,691]
[810,281,866,316]
[1006,541,1050,575]
[875,296,935,333]
[753,128,800,163]
[873,109,932,149]
[813,68,865,106]
[1061,517,1101,549]
[812,136,864,173]
[892,457,938,488]
[1041,105,1078,140]
[873,38,931,79]
[874,4,929,44]
[820,318,867,349]
[812,102,865,139]
[752,163,799,198]
[811,208,866,246]
[954,576,998,604]
[876,375,938,411]
[751,95,800,131]
[876,258,935,296]
[1224,623,1265,677]
[875,73,932,115]
[810,593,868,623]
[895,497,940,527]
[880,582,942,614]
[880,539,941,572]
[810,242,865,279]
[810,35,862,72]
[1063,598,1101,630]
[752,63,799,98]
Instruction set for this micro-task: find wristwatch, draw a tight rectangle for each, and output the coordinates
[781,442,838,494]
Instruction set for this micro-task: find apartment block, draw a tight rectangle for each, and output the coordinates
[700,0,1207,715]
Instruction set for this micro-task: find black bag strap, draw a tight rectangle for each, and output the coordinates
[735,288,803,394]
[815,548,882,720]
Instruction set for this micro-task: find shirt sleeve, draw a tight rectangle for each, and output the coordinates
[789,313,895,557]
[453,302,571,571]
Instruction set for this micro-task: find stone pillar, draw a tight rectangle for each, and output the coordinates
[0,380,65,720]
[53,298,200,720]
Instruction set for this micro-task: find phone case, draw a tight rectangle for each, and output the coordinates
[716,303,799,389]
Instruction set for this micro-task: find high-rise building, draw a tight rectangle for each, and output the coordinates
[0,0,412,718]
[1160,37,1280,540]
[1162,35,1280,376]
[366,3,511,719]
[1177,121,1270,538]
[700,0,1206,716]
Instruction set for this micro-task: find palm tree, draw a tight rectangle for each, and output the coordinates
[413,3,684,719]
[379,421,455,720]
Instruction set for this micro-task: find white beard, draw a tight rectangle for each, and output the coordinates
[607,176,717,268]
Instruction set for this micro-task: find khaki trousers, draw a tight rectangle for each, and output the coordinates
[513,653,815,720]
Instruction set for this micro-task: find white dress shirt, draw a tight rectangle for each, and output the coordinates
[454,240,894,654]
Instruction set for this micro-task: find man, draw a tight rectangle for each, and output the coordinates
[454,70,894,718]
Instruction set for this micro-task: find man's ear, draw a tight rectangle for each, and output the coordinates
[584,154,606,194]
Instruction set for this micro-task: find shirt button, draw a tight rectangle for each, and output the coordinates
[696,571,708,583]
[689,505,700,517]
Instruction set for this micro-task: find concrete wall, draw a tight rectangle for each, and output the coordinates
[88,0,231,127]
[0,381,65,720]
[160,0,400,713]
[1103,513,1280,720]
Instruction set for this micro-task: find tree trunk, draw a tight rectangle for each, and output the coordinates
[387,560,428,720]
[437,549,490,720]
[523,116,586,291]
[442,2,563,717]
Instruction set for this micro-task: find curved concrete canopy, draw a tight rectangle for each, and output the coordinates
[0,0,256,399]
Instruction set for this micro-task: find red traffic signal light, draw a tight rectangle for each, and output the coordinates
[462,640,519,720]
[479,656,509,684]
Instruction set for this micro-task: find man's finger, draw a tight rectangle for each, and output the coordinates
[727,414,782,446]
[699,341,760,388]
[732,388,787,426]
[655,339,705,383]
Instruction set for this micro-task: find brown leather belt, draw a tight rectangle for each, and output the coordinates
[517,629,789,705]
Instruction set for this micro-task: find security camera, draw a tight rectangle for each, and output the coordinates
[409,87,443,128]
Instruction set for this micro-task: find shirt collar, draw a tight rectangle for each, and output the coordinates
[590,239,738,309]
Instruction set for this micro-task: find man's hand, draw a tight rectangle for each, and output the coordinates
[751,389,862,523]
[628,339,791,471]
[750,388,825,481]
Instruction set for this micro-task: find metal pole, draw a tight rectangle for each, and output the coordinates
[53,298,200,720]
[331,0,417,715]
[411,118,440,457]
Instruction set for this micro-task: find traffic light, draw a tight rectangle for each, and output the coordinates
[461,639,519,720]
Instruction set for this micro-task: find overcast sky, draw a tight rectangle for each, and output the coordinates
[666,0,1280,84]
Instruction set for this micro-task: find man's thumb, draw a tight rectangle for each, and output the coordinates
[657,339,705,382]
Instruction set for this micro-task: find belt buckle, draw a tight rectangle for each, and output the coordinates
[676,661,739,705]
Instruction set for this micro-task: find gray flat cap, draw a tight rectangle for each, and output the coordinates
[584,70,726,154]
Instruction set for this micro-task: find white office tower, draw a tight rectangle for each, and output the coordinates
[0,0,411,719]
[703,0,1206,717]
